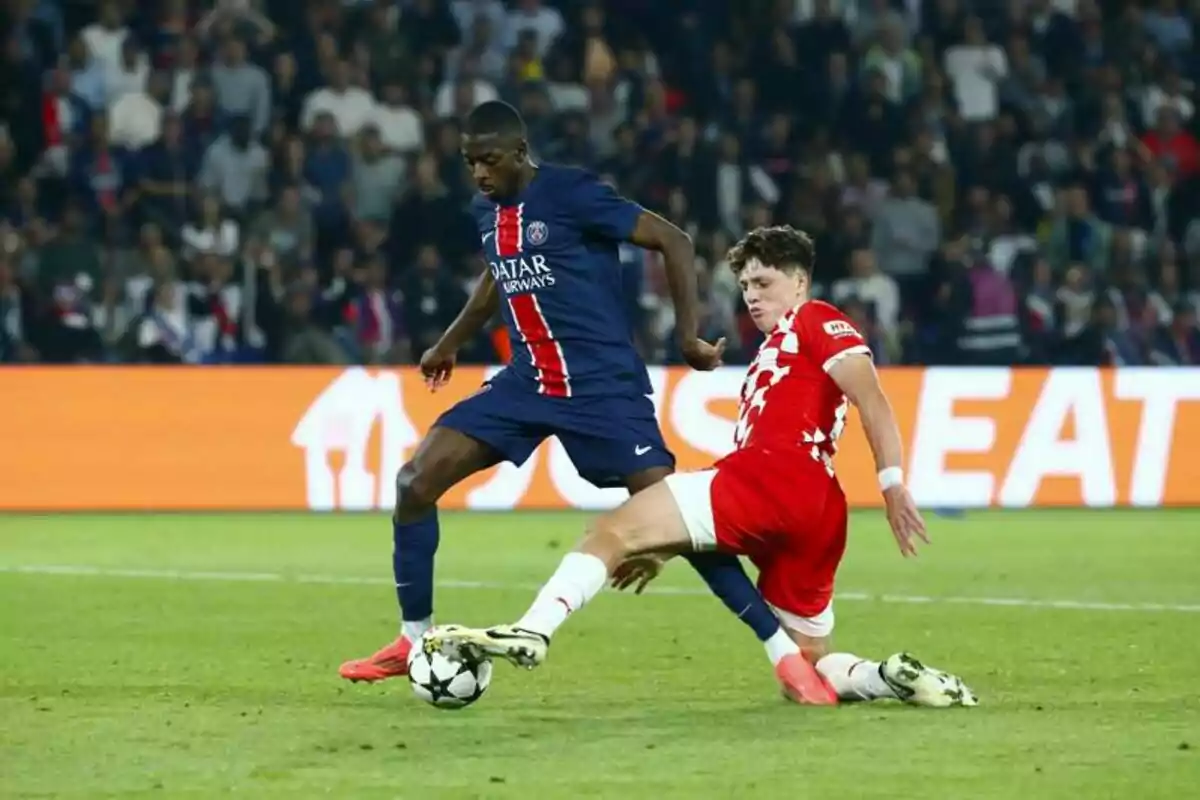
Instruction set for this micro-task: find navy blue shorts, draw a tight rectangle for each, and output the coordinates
[436,374,674,489]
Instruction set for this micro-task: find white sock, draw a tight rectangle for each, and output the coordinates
[764,628,802,666]
[815,652,897,701]
[515,552,609,638]
[402,618,431,643]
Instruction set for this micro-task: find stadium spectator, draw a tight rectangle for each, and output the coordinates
[350,124,405,226]
[179,77,221,154]
[80,2,130,77]
[133,268,195,363]
[197,113,270,214]
[504,0,564,59]
[349,251,407,364]
[831,248,900,337]
[210,35,271,136]
[1151,300,1200,364]
[252,183,313,269]
[0,252,37,362]
[870,170,940,293]
[137,114,200,236]
[171,36,202,112]
[943,16,1007,123]
[108,69,168,150]
[301,58,375,139]
[40,60,91,175]
[64,34,106,112]
[68,116,130,236]
[400,243,466,361]
[181,193,239,261]
[370,81,424,155]
[104,35,149,107]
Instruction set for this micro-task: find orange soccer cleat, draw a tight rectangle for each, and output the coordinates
[775,653,839,706]
[338,635,414,682]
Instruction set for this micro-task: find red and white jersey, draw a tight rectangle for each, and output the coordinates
[728,300,871,475]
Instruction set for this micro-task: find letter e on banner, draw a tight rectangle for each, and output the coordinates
[908,368,1011,508]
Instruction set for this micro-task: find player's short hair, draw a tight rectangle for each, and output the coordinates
[727,225,815,277]
[464,100,526,140]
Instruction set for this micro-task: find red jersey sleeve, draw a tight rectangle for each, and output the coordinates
[794,301,872,373]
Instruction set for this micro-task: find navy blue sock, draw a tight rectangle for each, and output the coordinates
[684,553,781,642]
[393,511,440,623]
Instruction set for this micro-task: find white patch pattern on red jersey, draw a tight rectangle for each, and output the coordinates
[732,303,862,476]
[734,309,797,449]
[802,397,850,476]
[734,344,791,447]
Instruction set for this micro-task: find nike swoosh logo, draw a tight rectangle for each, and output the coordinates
[634,445,652,455]
[481,230,495,243]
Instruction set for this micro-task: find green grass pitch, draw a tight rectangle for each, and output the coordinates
[2,510,1198,798]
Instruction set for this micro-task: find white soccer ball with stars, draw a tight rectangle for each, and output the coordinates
[408,637,493,710]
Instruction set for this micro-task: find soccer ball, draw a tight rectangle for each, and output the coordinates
[408,643,492,710]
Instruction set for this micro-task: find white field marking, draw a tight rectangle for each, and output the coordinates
[3,564,1200,614]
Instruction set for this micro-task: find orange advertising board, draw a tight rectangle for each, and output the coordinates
[2,366,1200,511]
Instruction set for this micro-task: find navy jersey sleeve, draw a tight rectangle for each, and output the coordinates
[562,170,644,242]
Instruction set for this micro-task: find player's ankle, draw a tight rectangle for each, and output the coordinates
[815,653,894,701]
[402,618,432,643]
[516,553,608,638]
[764,628,802,666]
[578,528,628,572]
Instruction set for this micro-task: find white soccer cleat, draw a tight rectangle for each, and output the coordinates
[880,653,978,708]
[424,624,550,669]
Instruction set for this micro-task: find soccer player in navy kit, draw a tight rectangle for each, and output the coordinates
[340,101,797,686]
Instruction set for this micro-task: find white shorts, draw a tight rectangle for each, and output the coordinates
[769,602,835,638]
[663,469,718,551]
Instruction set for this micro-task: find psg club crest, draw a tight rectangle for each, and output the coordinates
[526,220,548,246]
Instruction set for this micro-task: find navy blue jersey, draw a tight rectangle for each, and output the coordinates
[469,164,652,398]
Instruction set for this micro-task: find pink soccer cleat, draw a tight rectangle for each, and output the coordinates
[775,653,839,705]
[339,635,414,682]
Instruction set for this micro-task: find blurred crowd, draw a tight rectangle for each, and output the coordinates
[0,0,1198,367]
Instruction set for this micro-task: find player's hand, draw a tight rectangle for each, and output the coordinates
[883,485,929,557]
[610,555,666,594]
[680,336,726,371]
[420,344,457,392]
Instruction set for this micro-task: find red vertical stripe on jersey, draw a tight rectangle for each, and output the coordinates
[508,294,571,397]
[495,202,569,396]
[495,204,524,257]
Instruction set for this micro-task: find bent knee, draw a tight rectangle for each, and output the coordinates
[394,462,443,514]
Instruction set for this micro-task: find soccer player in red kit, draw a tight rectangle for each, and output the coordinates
[429,225,978,708]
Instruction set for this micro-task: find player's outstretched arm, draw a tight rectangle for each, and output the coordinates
[421,265,499,391]
[827,354,928,557]
[627,212,725,371]
[441,262,500,351]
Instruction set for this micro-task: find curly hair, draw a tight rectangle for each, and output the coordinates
[726,225,815,277]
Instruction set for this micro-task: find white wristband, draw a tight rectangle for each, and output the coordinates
[878,467,904,492]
